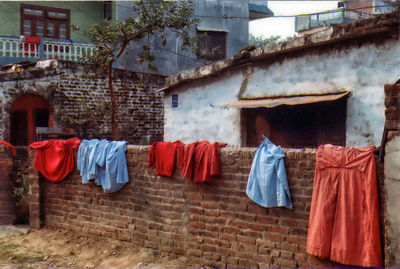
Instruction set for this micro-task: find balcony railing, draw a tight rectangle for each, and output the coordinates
[296,9,376,32]
[0,36,95,63]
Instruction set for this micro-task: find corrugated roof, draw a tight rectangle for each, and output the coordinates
[216,91,350,109]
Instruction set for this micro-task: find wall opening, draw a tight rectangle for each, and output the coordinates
[10,94,53,146]
[243,98,347,148]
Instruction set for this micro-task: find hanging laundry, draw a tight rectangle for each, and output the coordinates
[24,36,41,57]
[77,139,130,193]
[246,135,292,209]
[182,141,227,183]
[0,141,16,156]
[148,141,184,177]
[306,144,382,268]
[77,139,100,183]
[29,137,81,183]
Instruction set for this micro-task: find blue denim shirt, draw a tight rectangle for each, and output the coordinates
[77,139,100,184]
[77,139,129,193]
[97,140,129,193]
[246,136,293,209]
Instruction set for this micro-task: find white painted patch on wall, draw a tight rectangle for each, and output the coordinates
[164,72,243,145]
[165,40,400,147]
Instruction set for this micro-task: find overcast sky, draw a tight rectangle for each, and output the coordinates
[249,1,339,38]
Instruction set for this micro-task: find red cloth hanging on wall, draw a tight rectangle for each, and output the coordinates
[0,141,16,156]
[306,144,382,268]
[29,137,81,183]
[148,141,184,177]
[182,141,227,183]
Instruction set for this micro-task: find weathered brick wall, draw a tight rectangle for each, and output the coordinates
[0,145,15,224]
[0,61,165,145]
[29,146,386,268]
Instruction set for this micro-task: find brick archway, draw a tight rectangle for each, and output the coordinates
[10,94,53,146]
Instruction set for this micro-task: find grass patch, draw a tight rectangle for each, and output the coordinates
[0,242,44,268]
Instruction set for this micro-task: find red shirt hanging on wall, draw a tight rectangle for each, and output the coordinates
[29,137,81,183]
[182,141,227,183]
[148,141,184,177]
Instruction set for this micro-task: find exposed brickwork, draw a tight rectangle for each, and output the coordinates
[0,61,166,145]
[29,146,386,268]
[0,145,15,224]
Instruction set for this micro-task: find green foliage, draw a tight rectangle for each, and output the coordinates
[249,33,298,48]
[249,33,281,47]
[81,0,199,74]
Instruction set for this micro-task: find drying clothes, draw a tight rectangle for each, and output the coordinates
[306,144,382,268]
[246,136,292,209]
[29,138,81,183]
[24,36,41,56]
[0,141,16,156]
[182,141,227,183]
[77,139,100,183]
[77,139,129,193]
[148,141,184,176]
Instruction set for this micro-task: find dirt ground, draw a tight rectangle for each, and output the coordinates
[0,226,195,269]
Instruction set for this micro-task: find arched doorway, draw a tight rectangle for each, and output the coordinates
[10,94,53,146]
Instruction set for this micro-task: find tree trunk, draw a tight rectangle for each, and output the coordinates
[108,63,119,140]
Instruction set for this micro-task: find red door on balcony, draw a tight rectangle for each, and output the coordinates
[10,94,53,146]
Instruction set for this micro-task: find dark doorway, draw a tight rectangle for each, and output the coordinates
[10,94,52,146]
[11,110,28,146]
[243,98,347,148]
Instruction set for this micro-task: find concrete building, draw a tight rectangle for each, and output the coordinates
[295,0,394,35]
[0,1,114,66]
[116,0,273,76]
[160,11,400,149]
[0,1,273,76]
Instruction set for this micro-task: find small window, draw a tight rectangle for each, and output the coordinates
[23,19,32,36]
[23,8,44,16]
[47,11,68,19]
[243,98,347,148]
[104,1,112,20]
[197,30,227,61]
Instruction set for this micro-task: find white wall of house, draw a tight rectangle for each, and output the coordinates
[164,39,400,147]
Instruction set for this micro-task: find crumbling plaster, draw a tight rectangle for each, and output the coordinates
[164,39,400,147]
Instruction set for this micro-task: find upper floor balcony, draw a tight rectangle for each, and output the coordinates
[0,35,95,66]
[295,9,376,34]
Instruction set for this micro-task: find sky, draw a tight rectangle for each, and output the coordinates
[249,1,339,39]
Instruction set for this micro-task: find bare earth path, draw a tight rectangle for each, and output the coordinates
[0,226,194,268]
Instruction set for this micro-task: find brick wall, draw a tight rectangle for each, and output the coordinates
[0,145,15,224]
[0,61,165,145]
[29,146,386,268]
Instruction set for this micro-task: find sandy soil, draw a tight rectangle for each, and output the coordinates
[0,227,194,269]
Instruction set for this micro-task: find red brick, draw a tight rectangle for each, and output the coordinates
[237,235,256,244]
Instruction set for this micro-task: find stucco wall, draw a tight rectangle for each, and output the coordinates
[116,0,249,76]
[165,39,400,147]
[384,135,400,267]
[164,70,243,144]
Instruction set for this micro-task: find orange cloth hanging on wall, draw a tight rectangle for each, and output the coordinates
[148,141,184,177]
[182,141,227,183]
[306,144,382,268]
[0,141,16,156]
[29,138,81,183]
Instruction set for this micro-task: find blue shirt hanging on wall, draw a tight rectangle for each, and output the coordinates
[246,135,293,209]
